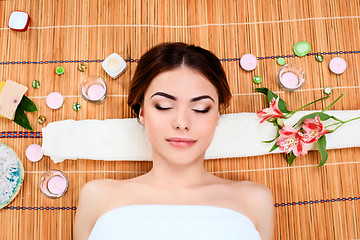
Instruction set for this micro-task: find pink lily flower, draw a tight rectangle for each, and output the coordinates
[257,97,284,123]
[302,115,330,143]
[276,126,308,157]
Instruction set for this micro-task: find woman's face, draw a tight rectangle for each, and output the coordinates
[139,66,220,166]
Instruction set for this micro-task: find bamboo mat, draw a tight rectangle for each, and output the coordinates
[1,0,360,239]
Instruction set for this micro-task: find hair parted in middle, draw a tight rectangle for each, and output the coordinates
[128,42,232,118]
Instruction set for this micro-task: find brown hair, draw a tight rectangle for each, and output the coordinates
[128,42,231,117]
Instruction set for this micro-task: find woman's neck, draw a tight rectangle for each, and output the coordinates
[145,157,213,189]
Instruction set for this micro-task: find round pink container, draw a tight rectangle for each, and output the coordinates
[277,63,305,91]
[80,75,107,103]
[39,170,69,199]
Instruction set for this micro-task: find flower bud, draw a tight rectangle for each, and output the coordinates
[276,118,285,128]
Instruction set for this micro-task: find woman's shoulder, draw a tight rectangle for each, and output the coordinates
[228,180,273,211]
[230,180,274,240]
[78,178,132,203]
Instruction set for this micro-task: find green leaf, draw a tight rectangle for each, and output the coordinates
[262,139,276,143]
[317,135,328,167]
[269,142,279,152]
[293,112,331,128]
[287,152,297,166]
[13,108,33,131]
[255,87,290,113]
[17,95,38,112]
[254,87,268,95]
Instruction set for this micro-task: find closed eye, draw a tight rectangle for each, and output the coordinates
[155,104,173,111]
[192,107,211,113]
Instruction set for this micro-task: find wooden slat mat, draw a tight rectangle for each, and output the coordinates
[1,0,360,239]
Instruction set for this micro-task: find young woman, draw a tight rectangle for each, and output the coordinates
[74,42,274,240]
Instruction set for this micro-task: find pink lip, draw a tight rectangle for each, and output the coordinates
[166,137,197,148]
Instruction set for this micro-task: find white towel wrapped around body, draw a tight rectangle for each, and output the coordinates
[42,110,360,163]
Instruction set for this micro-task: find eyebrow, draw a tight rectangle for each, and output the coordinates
[150,92,215,103]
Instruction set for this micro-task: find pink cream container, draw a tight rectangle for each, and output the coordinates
[277,63,305,91]
[39,170,69,199]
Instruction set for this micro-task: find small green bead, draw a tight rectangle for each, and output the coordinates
[38,115,46,124]
[72,102,81,111]
[276,57,286,66]
[77,63,87,72]
[32,80,40,89]
[293,41,311,57]
[315,54,324,62]
[253,75,262,84]
[323,87,332,95]
[56,66,64,75]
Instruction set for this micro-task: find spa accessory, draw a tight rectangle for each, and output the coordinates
[315,54,324,62]
[239,54,257,71]
[0,143,24,209]
[25,144,43,162]
[329,57,347,74]
[293,41,311,57]
[72,102,81,111]
[256,88,360,166]
[88,205,260,240]
[77,63,87,72]
[46,92,64,109]
[42,110,360,163]
[39,170,68,199]
[276,57,286,66]
[0,80,28,119]
[0,80,38,130]
[38,115,46,124]
[32,80,40,89]
[55,66,64,75]
[8,11,30,31]
[253,76,262,84]
[323,87,332,95]
[102,53,127,79]
[80,75,107,103]
[277,63,305,91]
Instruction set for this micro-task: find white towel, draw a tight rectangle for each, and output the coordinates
[42,110,360,163]
[88,205,261,240]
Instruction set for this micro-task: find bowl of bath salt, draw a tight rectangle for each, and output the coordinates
[0,142,24,209]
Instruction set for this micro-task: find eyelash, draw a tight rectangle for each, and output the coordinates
[155,104,210,114]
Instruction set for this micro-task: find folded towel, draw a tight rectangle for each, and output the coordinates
[42,110,360,163]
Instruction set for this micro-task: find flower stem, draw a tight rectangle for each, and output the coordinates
[325,116,360,131]
[322,94,344,112]
[285,96,330,118]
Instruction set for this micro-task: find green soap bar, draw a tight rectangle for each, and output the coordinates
[253,75,262,84]
[276,57,286,66]
[56,66,64,75]
[293,41,311,57]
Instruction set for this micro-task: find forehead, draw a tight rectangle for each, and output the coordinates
[144,67,218,99]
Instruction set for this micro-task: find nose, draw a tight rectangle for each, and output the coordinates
[172,108,191,131]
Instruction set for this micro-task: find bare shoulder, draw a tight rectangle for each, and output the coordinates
[232,181,274,240]
[236,180,273,202]
[73,179,126,240]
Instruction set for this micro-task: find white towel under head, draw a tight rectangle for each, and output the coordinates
[41,110,360,163]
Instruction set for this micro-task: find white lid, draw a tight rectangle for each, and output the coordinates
[102,53,127,78]
[8,11,29,30]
